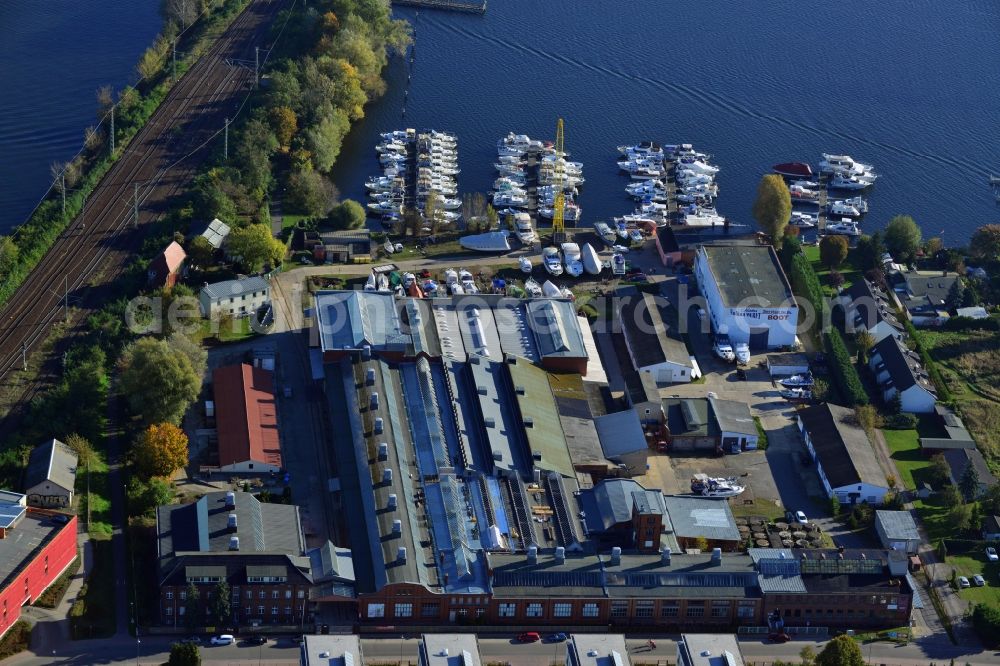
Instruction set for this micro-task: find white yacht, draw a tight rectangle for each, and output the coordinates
[542,247,564,276]
[594,221,617,245]
[493,191,529,208]
[542,280,563,298]
[676,159,719,175]
[459,269,478,294]
[498,132,544,153]
[539,203,581,222]
[825,219,861,236]
[828,173,875,190]
[581,243,602,275]
[561,242,584,277]
[790,212,817,228]
[524,277,543,297]
[827,198,866,217]
[512,212,536,244]
[819,153,875,178]
[519,256,533,274]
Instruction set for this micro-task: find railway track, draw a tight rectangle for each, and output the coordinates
[0,0,287,388]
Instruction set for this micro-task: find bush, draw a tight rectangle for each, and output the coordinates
[902,320,952,402]
[824,328,869,406]
[972,603,1000,647]
[942,316,999,332]
[790,253,825,331]
[882,413,919,430]
[0,621,32,660]
[33,549,81,608]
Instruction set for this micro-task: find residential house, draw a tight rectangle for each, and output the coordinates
[213,364,282,473]
[797,403,890,505]
[24,439,77,508]
[617,288,693,384]
[874,510,921,554]
[889,269,960,327]
[918,405,977,453]
[840,279,905,344]
[944,448,997,499]
[199,276,271,318]
[199,218,231,251]
[148,241,186,288]
[311,229,373,264]
[594,410,650,468]
[982,516,1000,542]
[868,336,937,413]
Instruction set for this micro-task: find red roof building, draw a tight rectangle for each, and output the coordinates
[213,364,282,473]
[148,240,187,288]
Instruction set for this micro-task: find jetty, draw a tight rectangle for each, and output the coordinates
[391,0,487,13]
[816,172,830,233]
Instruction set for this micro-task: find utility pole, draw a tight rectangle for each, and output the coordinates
[21,341,27,372]
[133,183,140,228]
[110,106,115,155]
[173,40,177,81]
[60,172,66,216]
[224,117,229,160]
[64,275,69,322]
[254,47,259,88]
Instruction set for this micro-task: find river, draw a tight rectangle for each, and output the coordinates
[0,0,162,234]
[332,0,1000,243]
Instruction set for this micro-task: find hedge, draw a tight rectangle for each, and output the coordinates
[33,549,81,608]
[824,328,869,405]
[882,413,919,430]
[789,252,825,333]
[902,320,953,402]
[942,316,999,332]
[972,603,1000,647]
[0,621,31,660]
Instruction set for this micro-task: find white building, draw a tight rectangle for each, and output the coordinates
[24,439,77,509]
[875,510,921,554]
[618,289,693,384]
[694,245,798,349]
[797,404,890,505]
[200,218,231,251]
[199,276,271,318]
[868,336,937,414]
[677,634,744,666]
[420,635,481,666]
[840,279,906,344]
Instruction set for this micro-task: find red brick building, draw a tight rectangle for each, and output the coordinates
[0,491,78,639]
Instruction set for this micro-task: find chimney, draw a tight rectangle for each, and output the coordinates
[362,345,371,360]
[397,547,407,563]
[378,442,388,460]
[555,546,565,563]
[527,545,538,564]
[779,551,786,559]
[661,548,671,565]
[229,536,240,551]
[443,572,450,585]
[225,491,236,509]
[388,494,397,511]
[366,368,376,385]
[610,547,622,565]
[532,469,541,483]
[711,547,722,565]
[383,468,393,484]
[227,514,238,532]
[392,519,402,535]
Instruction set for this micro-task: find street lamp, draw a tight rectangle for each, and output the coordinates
[136,638,141,665]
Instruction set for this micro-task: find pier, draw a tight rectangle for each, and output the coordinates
[816,172,829,233]
[391,0,487,13]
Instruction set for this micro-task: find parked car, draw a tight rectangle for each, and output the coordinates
[518,632,541,643]
[787,510,808,524]
[210,635,235,645]
[767,631,790,643]
[986,547,998,562]
[243,636,267,646]
[958,576,971,589]
[547,633,568,642]
[973,574,986,587]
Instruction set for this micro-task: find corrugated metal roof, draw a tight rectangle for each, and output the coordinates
[200,218,231,249]
[594,411,648,459]
[525,300,587,359]
[25,438,77,493]
[507,358,575,478]
[875,510,920,540]
[213,364,281,469]
[315,291,407,352]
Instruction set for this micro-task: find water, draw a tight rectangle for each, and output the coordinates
[0,1,162,233]
[332,0,1000,243]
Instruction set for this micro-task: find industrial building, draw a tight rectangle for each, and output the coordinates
[24,438,77,508]
[693,245,797,349]
[617,288,694,384]
[676,634,745,666]
[212,363,283,473]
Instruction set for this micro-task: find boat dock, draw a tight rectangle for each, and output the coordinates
[391,0,487,13]
[816,172,829,232]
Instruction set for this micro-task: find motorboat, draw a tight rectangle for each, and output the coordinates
[629,229,644,244]
[459,230,511,252]
[779,373,814,388]
[512,212,536,244]
[542,280,563,298]
[542,246,564,276]
[519,256,533,274]
[366,175,403,191]
[826,199,866,218]
[460,269,478,294]
[493,191,529,208]
[422,279,439,296]
[789,179,819,190]
[819,153,875,177]
[561,243,584,277]
[539,203,581,222]
[402,273,416,289]
[616,220,630,240]
[788,185,820,202]
[524,278,543,297]
[383,239,396,255]
[773,162,814,178]
[780,388,813,402]
[617,141,663,157]
[495,175,527,189]
[828,173,875,190]
[498,132,545,153]
[380,130,411,142]
[611,253,626,275]
[581,243,602,275]
[676,170,715,185]
[367,201,401,215]
[439,197,462,210]
[790,212,817,228]
[690,474,745,498]
[618,213,659,227]
[626,179,667,196]
[594,222,617,245]
[825,219,861,236]
[682,212,726,226]
[444,268,458,286]
[364,272,377,291]
[677,158,719,175]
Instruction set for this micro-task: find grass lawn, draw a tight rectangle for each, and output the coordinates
[77,456,113,540]
[882,428,926,491]
[730,498,785,522]
[282,213,311,232]
[803,244,862,297]
[948,553,1000,607]
[912,495,950,543]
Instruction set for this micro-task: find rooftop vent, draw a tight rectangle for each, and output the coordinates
[227,514,238,532]
[477,385,488,396]
[374,417,384,434]
[661,548,671,565]
[515,385,526,395]
[225,491,236,509]
[711,547,722,565]
[392,519,402,535]
[383,469,393,484]
[527,545,538,564]
[397,547,407,563]
[229,536,240,551]
[485,417,496,428]
[388,494,397,511]
[378,442,388,460]
[362,345,371,360]
[554,546,565,563]
[370,392,379,410]
[524,417,534,428]
[492,451,503,462]
[610,546,622,565]
[366,368,376,385]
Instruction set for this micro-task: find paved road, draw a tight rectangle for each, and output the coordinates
[7,633,997,666]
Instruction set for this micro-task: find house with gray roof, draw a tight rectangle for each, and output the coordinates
[840,279,905,344]
[24,439,77,508]
[661,495,740,550]
[199,275,270,319]
[524,299,589,374]
[617,288,693,384]
[868,336,937,413]
[594,410,649,464]
[710,397,759,453]
[199,218,231,250]
[889,269,959,327]
[797,404,890,505]
[874,510,921,554]
[944,448,997,499]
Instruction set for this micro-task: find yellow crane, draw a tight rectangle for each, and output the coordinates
[551,117,566,240]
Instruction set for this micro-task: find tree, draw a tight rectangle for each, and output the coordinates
[819,235,849,269]
[941,484,962,510]
[969,224,1000,262]
[828,270,845,289]
[134,423,189,479]
[800,645,816,666]
[0,236,19,278]
[972,603,1000,647]
[855,233,885,272]
[327,200,366,230]
[227,224,286,272]
[186,235,215,268]
[65,433,98,469]
[925,237,944,257]
[779,234,801,270]
[949,502,973,532]
[945,278,965,312]
[423,191,440,231]
[137,37,170,80]
[936,538,948,561]
[980,484,1000,516]
[854,404,881,432]
[161,0,202,31]
[855,331,875,363]
[126,476,174,517]
[183,583,201,630]
[286,168,338,217]
[960,462,981,501]
[814,634,864,666]
[168,641,201,666]
[752,174,791,246]
[304,109,351,172]
[485,204,499,230]
[210,580,231,624]
[884,215,922,264]
[119,337,201,425]
[270,106,298,150]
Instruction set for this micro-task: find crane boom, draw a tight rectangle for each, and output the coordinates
[552,118,565,238]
